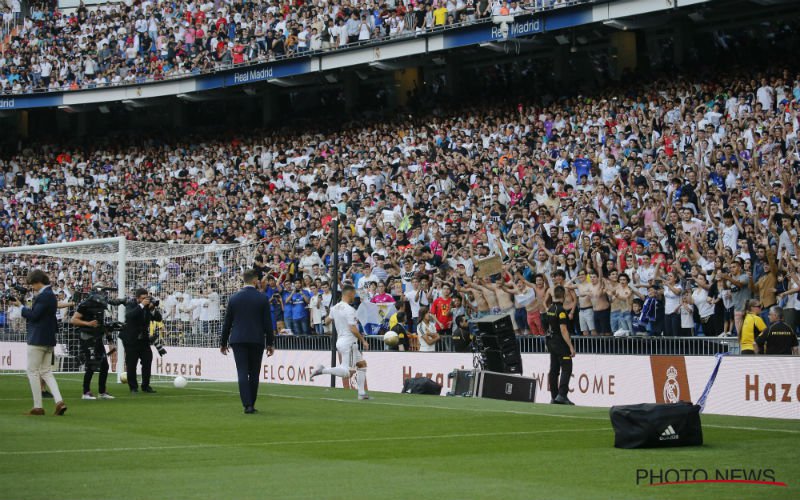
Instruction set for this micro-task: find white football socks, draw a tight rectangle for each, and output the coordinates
[356,368,367,397]
[322,366,351,378]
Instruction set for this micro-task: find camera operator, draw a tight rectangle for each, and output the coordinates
[121,288,162,394]
[70,288,120,400]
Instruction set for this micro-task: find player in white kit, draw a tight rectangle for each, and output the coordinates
[310,285,370,399]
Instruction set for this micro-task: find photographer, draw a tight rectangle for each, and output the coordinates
[121,288,162,394]
[70,288,121,400]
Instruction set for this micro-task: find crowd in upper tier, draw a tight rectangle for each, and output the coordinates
[2,60,800,352]
[0,0,578,94]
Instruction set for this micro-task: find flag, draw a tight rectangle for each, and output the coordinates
[356,301,397,336]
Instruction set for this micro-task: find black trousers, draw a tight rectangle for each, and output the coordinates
[232,343,264,408]
[81,337,109,394]
[548,351,573,399]
[664,313,681,336]
[124,341,153,390]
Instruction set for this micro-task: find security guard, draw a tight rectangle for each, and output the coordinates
[740,299,766,355]
[545,286,577,405]
[756,307,799,355]
[390,311,411,352]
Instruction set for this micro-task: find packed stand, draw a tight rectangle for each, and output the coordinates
[2,66,800,355]
[0,0,579,94]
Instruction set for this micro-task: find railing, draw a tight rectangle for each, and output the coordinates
[274,334,739,356]
[518,335,738,356]
[2,0,599,96]
[1,322,739,356]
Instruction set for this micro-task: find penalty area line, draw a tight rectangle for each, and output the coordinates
[0,427,604,456]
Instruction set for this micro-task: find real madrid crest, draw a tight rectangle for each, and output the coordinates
[663,366,680,403]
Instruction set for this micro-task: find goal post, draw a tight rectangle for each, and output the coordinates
[0,237,129,381]
[0,237,259,383]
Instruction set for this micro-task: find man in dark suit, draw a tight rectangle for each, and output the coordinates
[121,288,162,394]
[221,270,275,414]
[11,269,67,416]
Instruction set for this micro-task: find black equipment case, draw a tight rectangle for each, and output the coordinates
[448,369,536,403]
[609,402,704,449]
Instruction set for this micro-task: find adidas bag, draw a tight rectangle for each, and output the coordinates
[609,402,703,449]
[402,377,443,395]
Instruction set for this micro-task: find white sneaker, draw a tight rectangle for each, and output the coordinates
[310,364,324,381]
[82,392,97,400]
[358,394,370,401]
[99,393,115,400]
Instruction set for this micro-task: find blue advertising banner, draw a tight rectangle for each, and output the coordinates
[443,15,543,49]
[195,59,312,91]
[444,6,594,49]
[544,7,593,31]
[195,74,224,92]
[222,59,311,88]
[0,94,63,110]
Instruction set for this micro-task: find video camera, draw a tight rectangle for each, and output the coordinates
[74,286,127,342]
[82,286,127,310]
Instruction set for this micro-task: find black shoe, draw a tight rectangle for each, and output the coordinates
[554,395,575,406]
[42,391,53,399]
[141,387,157,393]
[550,398,557,404]
[244,406,257,414]
[130,389,139,394]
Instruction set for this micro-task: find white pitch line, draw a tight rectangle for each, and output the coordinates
[4,375,799,435]
[183,386,800,434]
[0,428,605,456]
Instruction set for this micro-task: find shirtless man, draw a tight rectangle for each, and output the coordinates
[486,279,516,312]
[608,272,638,334]
[500,273,536,335]
[573,269,596,336]
[457,276,491,318]
[589,269,612,336]
[529,273,550,335]
[472,277,500,312]
[483,277,517,330]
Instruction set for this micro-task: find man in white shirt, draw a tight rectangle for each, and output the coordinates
[757,79,775,113]
[356,264,379,290]
[298,245,324,275]
[404,277,429,331]
[200,287,221,338]
[310,285,369,399]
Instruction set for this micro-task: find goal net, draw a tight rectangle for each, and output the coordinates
[0,237,260,379]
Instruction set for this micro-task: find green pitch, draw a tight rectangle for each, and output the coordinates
[0,374,797,500]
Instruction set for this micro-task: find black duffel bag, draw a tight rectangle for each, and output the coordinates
[610,402,703,449]
[402,377,443,395]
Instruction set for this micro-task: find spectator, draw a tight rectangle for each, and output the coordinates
[740,299,767,355]
[417,307,440,352]
[756,307,799,355]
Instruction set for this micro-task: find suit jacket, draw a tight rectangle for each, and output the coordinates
[221,286,274,347]
[121,299,162,344]
[22,286,58,347]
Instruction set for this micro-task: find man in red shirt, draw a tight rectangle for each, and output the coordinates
[431,284,453,334]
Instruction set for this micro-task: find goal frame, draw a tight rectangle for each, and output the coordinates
[0,236,128,382]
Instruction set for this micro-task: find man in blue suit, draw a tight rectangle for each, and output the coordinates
[11,270,67,416]
[220,269,275,414]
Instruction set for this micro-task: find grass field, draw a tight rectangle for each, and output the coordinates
[0,373,797,500]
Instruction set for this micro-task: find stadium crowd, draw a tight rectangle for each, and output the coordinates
[2,64,800,354]
[0,0,578,94]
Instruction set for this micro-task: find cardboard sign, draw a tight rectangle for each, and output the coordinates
[474,255,503,278]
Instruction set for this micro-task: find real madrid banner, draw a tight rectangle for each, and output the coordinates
[356,301,397,335]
